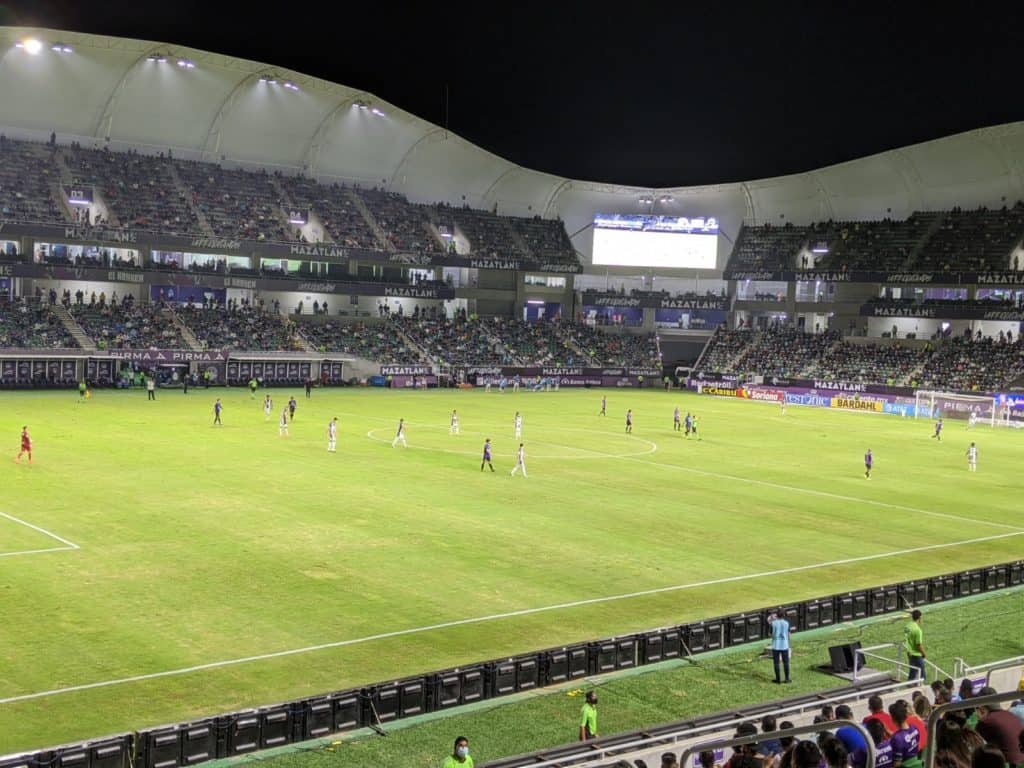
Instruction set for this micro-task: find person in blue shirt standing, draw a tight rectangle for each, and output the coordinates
[769,611,792,684]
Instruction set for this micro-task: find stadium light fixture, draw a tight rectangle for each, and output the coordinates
[16,38,43,55]
[147,53,168,62]
[371,107,385,116]
[176,59,196,69]
[526,300,544,305]
[52,42,73,53]
[812,246,829,253]
[658,195,674,204]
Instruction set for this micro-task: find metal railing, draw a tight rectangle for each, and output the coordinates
[921,689,1024,768]
[678,721,876,768]
[952,654,1024,680]
[853,643,950,683]
[486,678,916,768]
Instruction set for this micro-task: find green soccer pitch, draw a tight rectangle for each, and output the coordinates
[1,386,1021,752]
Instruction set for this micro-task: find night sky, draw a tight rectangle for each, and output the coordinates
[5,1,1023,188]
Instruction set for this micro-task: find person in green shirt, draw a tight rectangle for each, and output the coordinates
[442,736,473,768]
[78,380,87,402]
[248,378,258,399]
[579,690,598,741]
[904,609,926,681]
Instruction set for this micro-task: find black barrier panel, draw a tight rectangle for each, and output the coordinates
[0,756,43,768]
[57,747,88,768]
[545,649,569,684]
[593,642,617,674]
[746,614,763,642]
[986,566,1007,591]
[871,587,899,616]
[958,570,983,597]
[181,721,219,765]
[616,637,637,669]
[838,595,855,622]
[91,738,130,768]
[141,729,180,768]
[854,592,868,619]
[804,598,835,629]
[226,714,260,756]
[304,699,332,739]
[516,656,541,691]
[706,621,723,651]
[368,685,398,723]
[399,679,427,717]
[490,662,517,697]
[332,691,361,732]
[1011,563,1024,586]
[568,646,588,679]
[899,581,929,609]
[642,631,663,664]
[687,624,707,653]
[929,576,948,603]
[259,707,290,749]
[728,615,747,646]
[780,605,801,632]
[662,628,682,660]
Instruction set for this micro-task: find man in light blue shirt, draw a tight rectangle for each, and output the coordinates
[770,612,792,684]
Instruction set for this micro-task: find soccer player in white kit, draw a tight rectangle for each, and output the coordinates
[263,394,273,422]
[780,398,786,415]
[392,418,407,448]
[327,417,338,452]
[279,408,289,437]
[450,409,460,435]
[514,411,522,440]
[510,443,527,477]
[966,441,978,472]
[968,411,977,429]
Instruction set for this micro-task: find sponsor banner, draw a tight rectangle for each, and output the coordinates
[976,272,1024,286]
[861,303,1024,320]
[581,292,729,310]
[785,392,832,407]
[381,365,434,376]
[723,266,981,285]
[690,371,741,384]
[741,387,784,402]
[390,375,438,388]
[830,396,884,412]
[105,349,228,363]
[699,384,740,397]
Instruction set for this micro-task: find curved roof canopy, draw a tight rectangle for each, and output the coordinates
[2,27,1024,269]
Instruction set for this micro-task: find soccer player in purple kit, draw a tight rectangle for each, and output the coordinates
[481,438,495,472]
[625,409,633,433]
[864,448,873,479]
[931,417,942,441]
[600,395,606,416]
[213,398,223,425]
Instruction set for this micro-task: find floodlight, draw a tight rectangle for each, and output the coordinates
[19,38,43,55]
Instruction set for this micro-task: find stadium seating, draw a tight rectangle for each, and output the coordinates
[179,306,305,351]
[0,138,66,223]
[559,323,661,367]
[277,176,378,248]
[440,204,521,258]
[918,337,1024,392]
[729,224,812,271]
[353,188,441,253]
[915,203,1024,272]
[64,145,202,233]
[0,298,77,348]
[810,340,926,385]
[173,161,288,241]
[696,328,757,372]
[818,215,937,271]
[71,300,188,350]
[299,319,419,362]
[508,215,576,262]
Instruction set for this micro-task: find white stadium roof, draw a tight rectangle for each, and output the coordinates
[3,26,1024,271]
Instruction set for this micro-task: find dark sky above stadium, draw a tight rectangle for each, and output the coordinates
[5,1,1024,188]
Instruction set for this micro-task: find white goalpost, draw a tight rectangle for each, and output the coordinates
[913,390,1000,427]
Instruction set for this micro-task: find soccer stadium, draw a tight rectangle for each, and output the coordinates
[1,11,1024,768]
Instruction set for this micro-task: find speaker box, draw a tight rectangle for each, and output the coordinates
[828,641,862,673]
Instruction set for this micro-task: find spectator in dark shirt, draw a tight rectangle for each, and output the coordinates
[974,687,1024,766]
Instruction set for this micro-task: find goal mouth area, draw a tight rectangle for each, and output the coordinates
[913,390,1001,425]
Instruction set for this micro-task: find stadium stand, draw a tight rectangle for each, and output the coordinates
[276,175,378,247]
[810,340,926,385]
[394,315,507,365]
[819,215,937,271]
[299,319,419,362]
[0,298,77,348]
[0,138,66,223]
[696,328,758,373]
[64,145,202,234]
[70,299,187,350]
[441,203,521,257]
[729,224,811,271]
[508,214,577,262]
[918,337,1024,392]
[915,203,1024,272]
[561,323,661,367]
[179,306,305,351]
[173,161,288,241]
[354,188,441,253]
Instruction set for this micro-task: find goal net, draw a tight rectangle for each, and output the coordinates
[913,390,999,426]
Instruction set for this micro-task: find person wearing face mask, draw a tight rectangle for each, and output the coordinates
[580,690,599,741]
[443,736,473,767]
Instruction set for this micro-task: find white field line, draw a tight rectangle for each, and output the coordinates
[0,511,80,558]
[1,529,1021,706]
[614,455,1024,532]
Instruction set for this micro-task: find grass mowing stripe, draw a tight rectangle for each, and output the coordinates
[3,529,1020,706]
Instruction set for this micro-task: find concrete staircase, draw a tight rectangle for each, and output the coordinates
[268,176,300,238]
[346,190,392,251]
[52,303,97,351]
[390,321,435,365]
[167,162,216,236]
[421,206,455,251]
[502,220,533,258]
[162,306,203,351]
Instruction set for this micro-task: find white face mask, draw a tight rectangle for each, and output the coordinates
[456,746,469,759]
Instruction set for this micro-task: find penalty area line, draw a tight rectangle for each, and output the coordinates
[0,511,80,553]
[1,529,1021,705]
